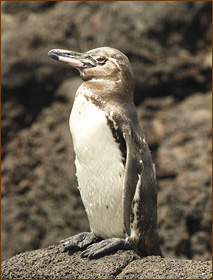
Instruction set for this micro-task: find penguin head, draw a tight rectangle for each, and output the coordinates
[48,47,134,90]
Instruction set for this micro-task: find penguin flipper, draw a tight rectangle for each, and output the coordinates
[123,130,162,257]
[122,132,143,236]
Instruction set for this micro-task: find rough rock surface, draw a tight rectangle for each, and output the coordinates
[1,0,212,268]
[1,245,212,279]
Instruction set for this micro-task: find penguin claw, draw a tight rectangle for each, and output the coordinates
[60,232,101,250]
[81,237,133,259]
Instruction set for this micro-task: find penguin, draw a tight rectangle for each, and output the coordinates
[48,47,162,259]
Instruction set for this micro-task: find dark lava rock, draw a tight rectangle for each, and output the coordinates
[1,1,212,262]
[1,245,212,279]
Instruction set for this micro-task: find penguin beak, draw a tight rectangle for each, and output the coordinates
[48,49,97,69]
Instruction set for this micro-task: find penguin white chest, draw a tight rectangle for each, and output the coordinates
[69,94,125,239]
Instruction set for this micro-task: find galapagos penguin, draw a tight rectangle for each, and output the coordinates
[48,47,162,259]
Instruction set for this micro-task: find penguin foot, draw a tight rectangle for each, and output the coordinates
[81,237,133,259]
[60,232,101,250]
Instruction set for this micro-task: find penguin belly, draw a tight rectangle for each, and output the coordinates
[69,93,126,239]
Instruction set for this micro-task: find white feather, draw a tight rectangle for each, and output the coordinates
[69,91,125,239]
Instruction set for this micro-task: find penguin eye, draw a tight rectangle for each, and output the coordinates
[95,57,106,65]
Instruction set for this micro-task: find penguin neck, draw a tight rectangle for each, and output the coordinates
[77,78,134,108]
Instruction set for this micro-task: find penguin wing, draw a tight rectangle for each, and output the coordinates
[122,131,143,236]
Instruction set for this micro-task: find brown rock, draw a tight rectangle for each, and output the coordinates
[1,245,212,279]
[1,1,212,262]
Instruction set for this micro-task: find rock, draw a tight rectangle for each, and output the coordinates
[117,256,212,279]
[1,1,212,262]
[1,245,212,279]
[138,92,212,260]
